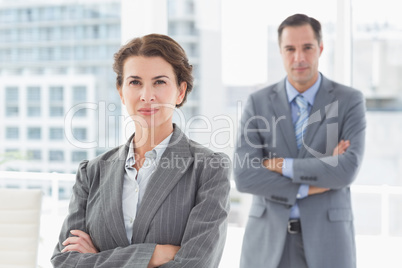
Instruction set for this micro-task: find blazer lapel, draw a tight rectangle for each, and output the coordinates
[299,76,336,157]
[270,79,298,157]
[99,137,132,247]
[131,126,194,244]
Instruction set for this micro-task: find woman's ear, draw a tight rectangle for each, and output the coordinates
[118,87,125,105]
[176,82,187,105]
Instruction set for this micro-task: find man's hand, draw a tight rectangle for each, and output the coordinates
[148,244,180,268]
[308,140,351,196]
[308,185,330,195]
[333,139,350,156]
[263,158,284,174]
[61,230,99,253]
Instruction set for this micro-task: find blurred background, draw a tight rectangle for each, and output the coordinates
[0,0,401,267]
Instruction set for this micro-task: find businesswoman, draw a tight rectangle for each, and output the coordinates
[51,34,230,268]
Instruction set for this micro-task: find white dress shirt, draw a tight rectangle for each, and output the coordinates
[122,133,173,243]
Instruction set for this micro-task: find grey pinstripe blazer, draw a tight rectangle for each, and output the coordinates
[51,125,231,268]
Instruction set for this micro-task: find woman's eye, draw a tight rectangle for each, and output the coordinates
[155,80,166,85]
[130,80,140,85]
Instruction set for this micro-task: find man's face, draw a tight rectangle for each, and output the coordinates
[279,24,323,92]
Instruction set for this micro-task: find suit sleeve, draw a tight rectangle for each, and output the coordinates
[161,153,231,268]
[51,161,156,268]
[233,95,300,206]
[292,90,366,189]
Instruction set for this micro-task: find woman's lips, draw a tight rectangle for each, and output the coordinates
[138,108,159,115]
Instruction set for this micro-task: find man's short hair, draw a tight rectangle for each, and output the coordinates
[278,14,322,45]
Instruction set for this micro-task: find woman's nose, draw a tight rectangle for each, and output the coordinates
[140,86,155,102]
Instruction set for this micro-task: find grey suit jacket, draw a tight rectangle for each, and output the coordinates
[234,75,366,268]
[51,125,231,268]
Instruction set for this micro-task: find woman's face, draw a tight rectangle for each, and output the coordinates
[118,56,186,130]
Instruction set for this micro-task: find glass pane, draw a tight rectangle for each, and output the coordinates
[49,86,63,101]
[73,128,87,140]
[73,86,87,102]
[49,106,64,117]
[6,106,19,116]
[27,106,41,117]
[27,127,41,139]
[27,86,41,101]
[72,151,88,162]
[352,0,402,106]
[27,150,42,160]
[49,127,64,140]
[6,127,19,139]
[6,86,18,101]
[49,150,64,161]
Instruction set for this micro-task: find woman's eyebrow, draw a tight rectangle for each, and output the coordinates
[152,75,170,80]
[126,75,141,80]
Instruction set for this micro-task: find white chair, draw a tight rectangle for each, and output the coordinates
[0,188,42,268]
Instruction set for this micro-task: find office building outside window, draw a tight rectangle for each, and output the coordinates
[49,150,64,162]
[5,86,19,117]
[27,150,42,161]
[72,151,88,162]
[6,127,19,139]
[49,128,64,140]
[27,127,41,140]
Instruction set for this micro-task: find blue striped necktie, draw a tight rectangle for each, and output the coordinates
[295,95,309,149]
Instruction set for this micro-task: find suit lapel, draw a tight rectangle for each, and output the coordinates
[99,137,132,247]
[299,76,336,157]
[270,79,298,157]
[131,126,194,244]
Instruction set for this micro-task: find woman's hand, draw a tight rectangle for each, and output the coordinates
[61,230,99,254]
[148,244,180,268]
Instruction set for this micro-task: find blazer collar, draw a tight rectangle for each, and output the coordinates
[270,78,298,157]
[298,75,336,157]
[270,75,336,157]
[100,139,132,247]
[131,124,194,243]
[99,125,194,246]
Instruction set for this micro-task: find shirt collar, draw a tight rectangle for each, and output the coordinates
[126,132,173,167]
[285,73,322,106]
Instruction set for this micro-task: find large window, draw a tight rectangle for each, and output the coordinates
[352,0,402,109]
[351,0,402,254]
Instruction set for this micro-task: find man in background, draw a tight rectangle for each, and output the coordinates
[234,13,366,268]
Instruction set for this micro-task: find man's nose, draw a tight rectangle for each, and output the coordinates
[294,50,305,62]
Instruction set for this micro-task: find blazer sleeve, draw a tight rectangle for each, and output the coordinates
[51,161,157,268]
[233,95,300,206]
[161,152,231,268]
[292,90,366,189]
